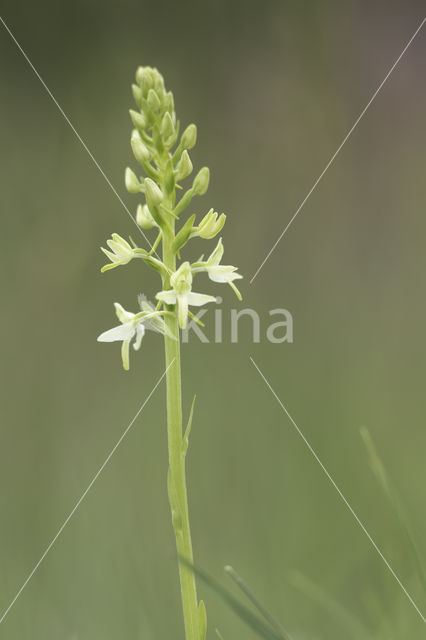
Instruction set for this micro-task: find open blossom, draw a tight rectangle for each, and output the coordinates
[156,261,216,329]
[101,234,135,272]
[194,238,242,300]
[97,302,157,370]
[191,209,226,239]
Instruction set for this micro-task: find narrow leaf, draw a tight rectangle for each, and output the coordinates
[360,426,426,594]
[183,396,196,456]
[180,558,286,640]
[224,565,292,640]
[289,571,372,640]
[173,214,196,253]
[199,599,207,640]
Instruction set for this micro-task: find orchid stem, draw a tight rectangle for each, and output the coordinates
[162,167,200,640]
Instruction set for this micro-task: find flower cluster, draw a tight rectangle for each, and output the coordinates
[98,66,242,369]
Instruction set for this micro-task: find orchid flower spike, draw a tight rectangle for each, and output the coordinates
[97,302,162,370]
[156,261,216,329]
[101,234,136,272]
[195,238,243,300]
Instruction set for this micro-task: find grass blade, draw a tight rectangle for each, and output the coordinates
[224,565,292,640]
[360,426,426,595]
[180,558,289,640]
[289,571,372,640]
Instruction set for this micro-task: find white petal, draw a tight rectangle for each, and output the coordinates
[207,238,224,266]
[114,302,135,323]
[107,240,132,261]
[156,290,177,305]
[178,295,189,329]
[207,265,240,283]
[121,339,130,370]
[97,322,136,342]
[133,323,145,350]
[187,291,217,306]
[112,234,132,251]
[101,247,118,263]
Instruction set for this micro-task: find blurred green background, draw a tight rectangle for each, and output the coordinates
[1,1,426,638]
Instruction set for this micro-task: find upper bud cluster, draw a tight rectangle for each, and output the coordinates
[131,66,177,149]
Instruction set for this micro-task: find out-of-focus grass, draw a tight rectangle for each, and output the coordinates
[198,427,426,639]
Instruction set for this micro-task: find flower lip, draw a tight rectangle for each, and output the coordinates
[97,303,168,370]
[190,238,243,300]
[156,261,216,329]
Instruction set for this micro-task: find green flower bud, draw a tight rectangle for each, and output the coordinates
[175,150,193,181]
[131,130,151,164]
[132,84,142,108]
[147,89,161,111]
[135,66,144,85]
[129,109,146,131]
[144,178,163,207]
[138,67,155,96]
[164,91,175,116]
[153,72,166,100]
[181,124,197,150]
[161,112,175,142]
[136,203,157,229]
[164,158,175,195]
[192,167,210,195]
[125,167,142,194]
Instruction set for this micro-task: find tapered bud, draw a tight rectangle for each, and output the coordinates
[192,167,210,195]
[181,124,197,150]
[175,150,193,181]
[132,84,142,107]
[136,203,156,229]
[131,130,151,163]
[164,91,175,116]
[129,109,146,131]
[147,89,161,110]
[144,178,163,207]
[135,66,144,85]
[153,73,166,100]
[161,112,175,141]
[137,67,154,96]
[125,167,142,194]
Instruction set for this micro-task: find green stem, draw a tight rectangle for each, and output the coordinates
[162,222,200,639]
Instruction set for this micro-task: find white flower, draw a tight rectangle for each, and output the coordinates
[101,234,135,272]
[194,238,243,300]
[191,208,226,239]
[97,303,152,370]
[156,261,216,329]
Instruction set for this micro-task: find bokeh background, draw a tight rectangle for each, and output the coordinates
[1,1,426,638]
